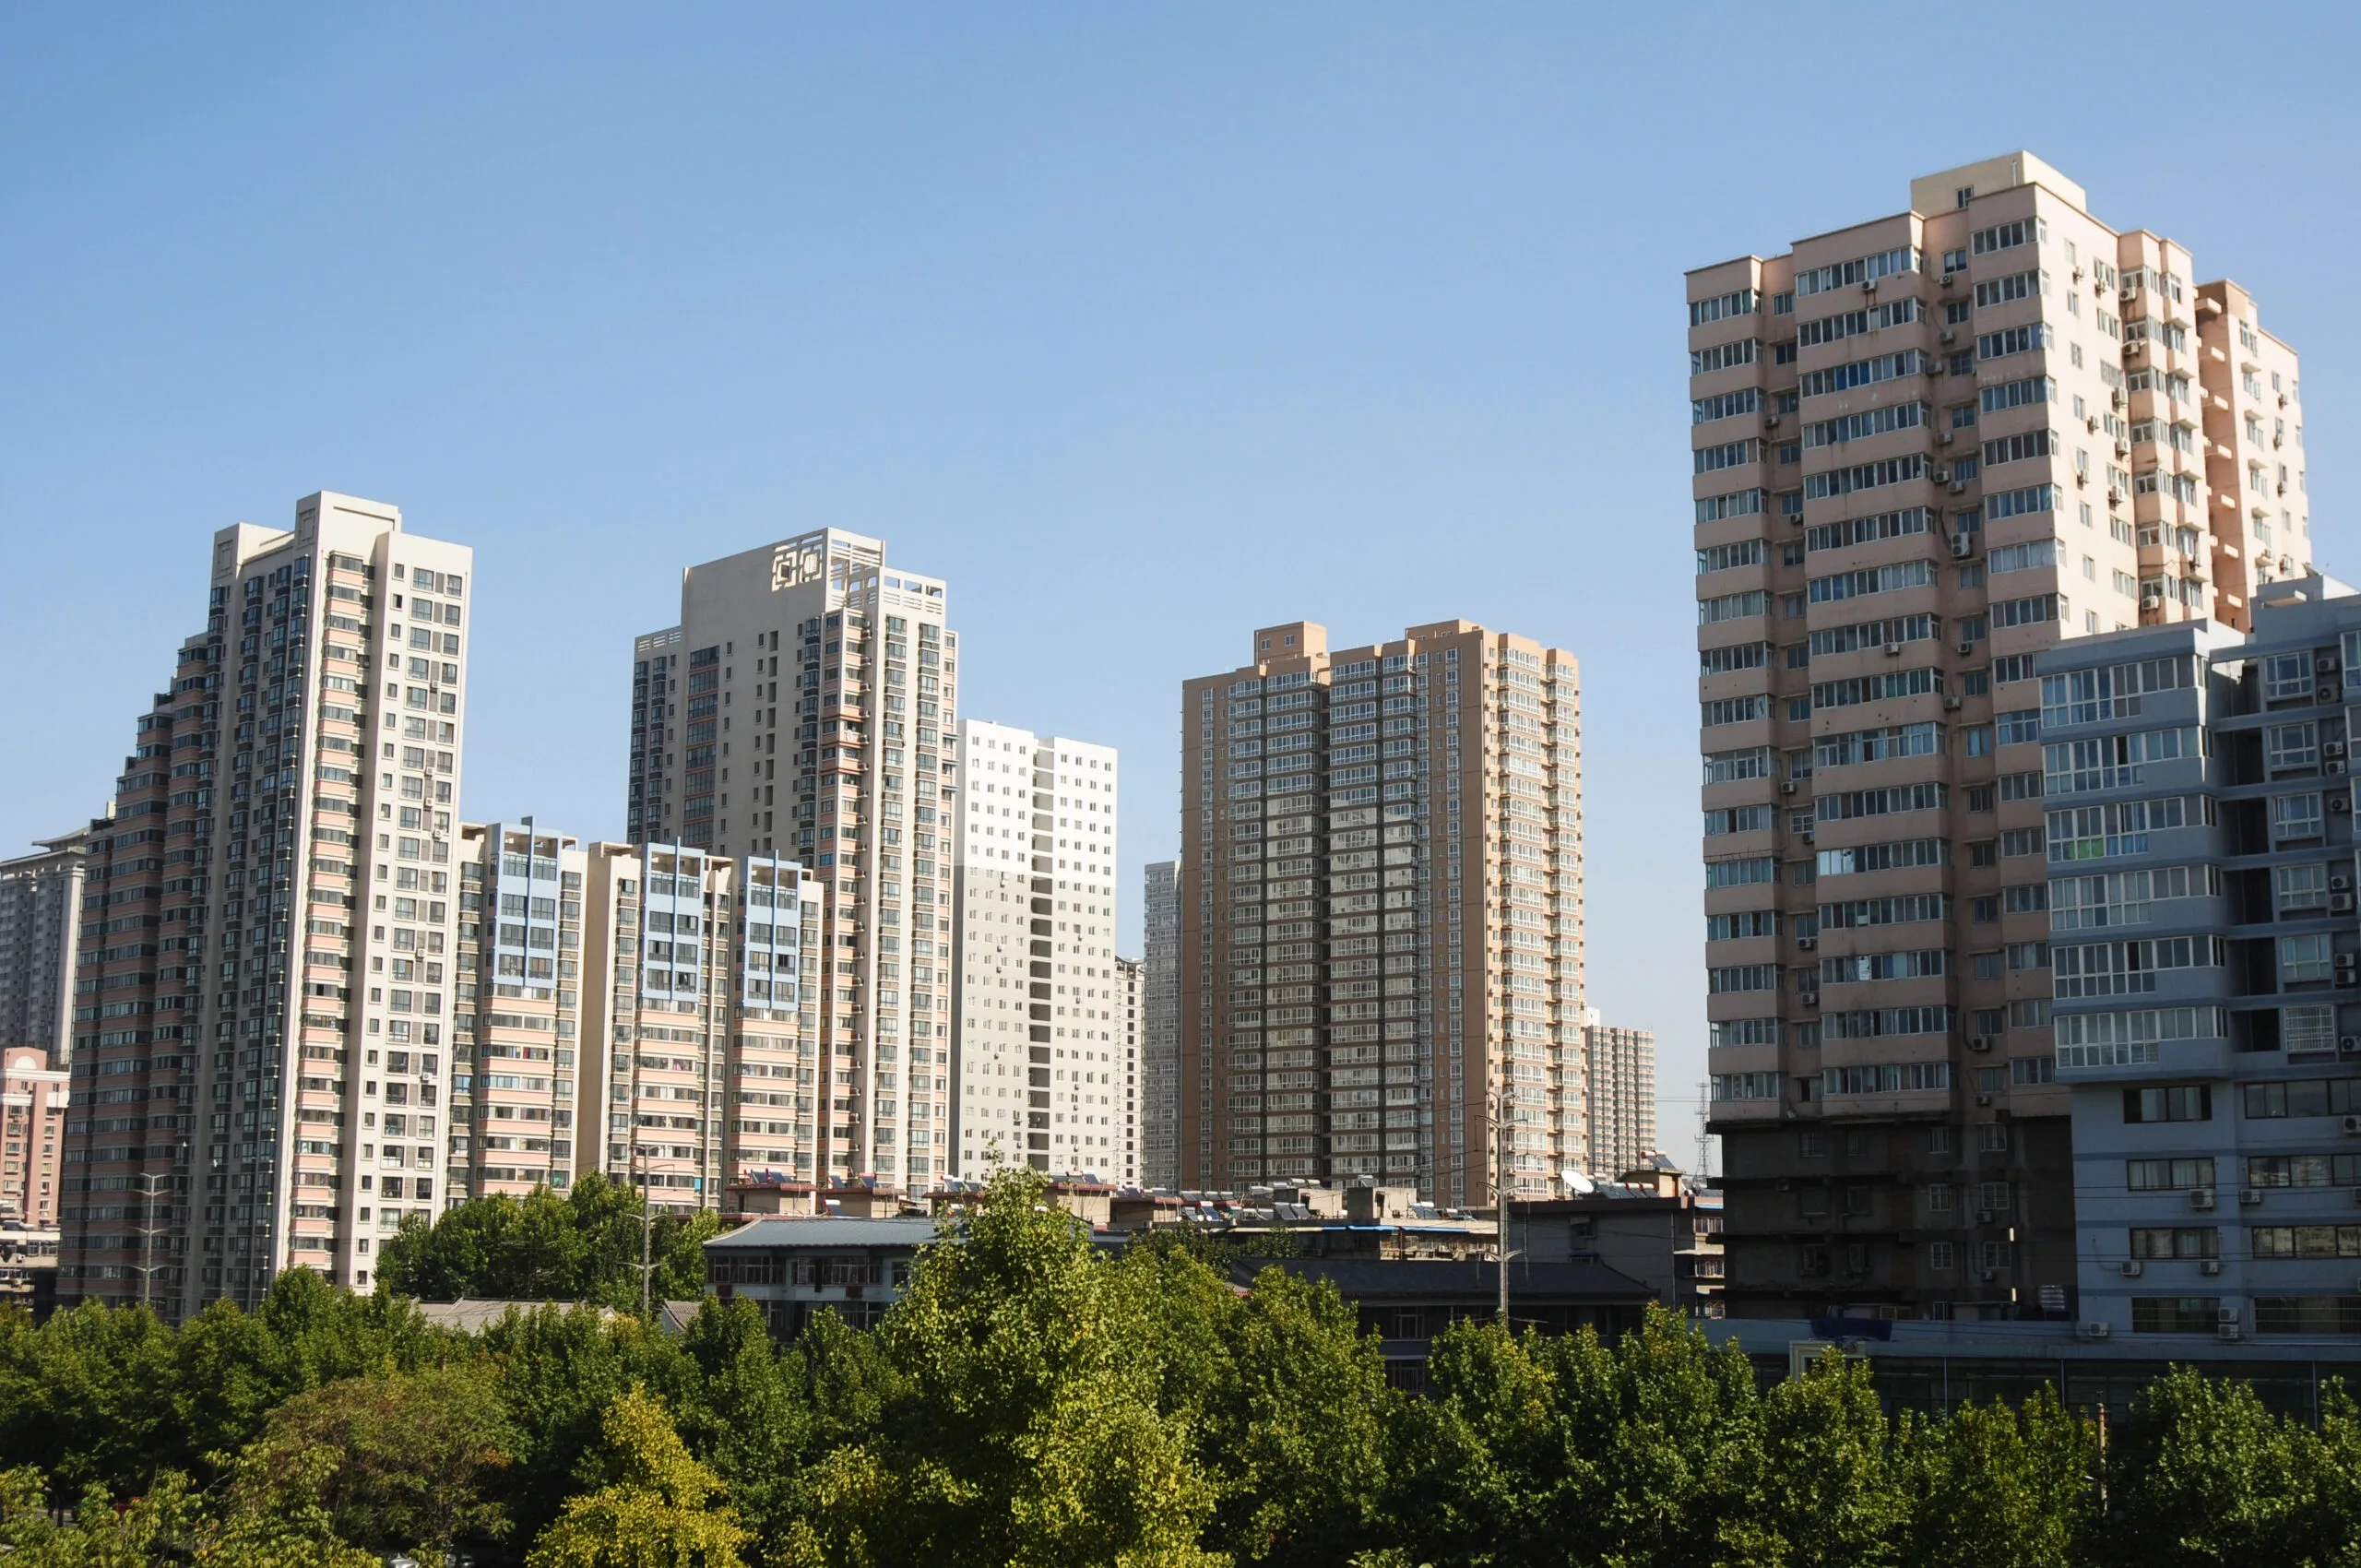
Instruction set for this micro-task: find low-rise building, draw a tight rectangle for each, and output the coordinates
[1515,1158,1726,1316]
[704,1215,943,1334]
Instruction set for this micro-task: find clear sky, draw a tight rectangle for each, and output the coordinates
[3,4,2354,1158]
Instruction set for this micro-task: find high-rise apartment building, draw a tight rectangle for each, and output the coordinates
[1141,860,1179,1190]
[949,720,1130,1179]
[1178,620,1584,1206]
[59,492,471,1317]
[1581,1010,1657,1180]
[624,530,955,1192]
[440,825,825,1213]
[1694,153,2309,1320]
[0,829,90,1064]
[1,1047,68,1226]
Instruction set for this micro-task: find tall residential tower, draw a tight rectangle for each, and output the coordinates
[1693,154,2309,1320]
[1141,860,1180,1189]
[949,720,1130,1181]
[1178,620,1584,1207]
[624,530,956,1192]
[59,492,473,1316]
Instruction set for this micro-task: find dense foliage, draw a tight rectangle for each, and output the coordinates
[377,1170,721,1309]
[3,1168,2359,1565]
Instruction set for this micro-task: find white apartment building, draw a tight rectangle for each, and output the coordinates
[624,530,955,1191]
[60,492,472,1315]
[950,721,1131,1180]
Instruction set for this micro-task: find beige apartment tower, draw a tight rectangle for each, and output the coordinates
[625,530,955,1192]
[1178,620,1584,1206]
[1692,154,2308,1320]
[59,492,473,1316]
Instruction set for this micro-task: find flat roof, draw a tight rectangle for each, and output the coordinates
[705,1216,946,1251]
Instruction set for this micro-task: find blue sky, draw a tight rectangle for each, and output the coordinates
[3,4,2354,1152]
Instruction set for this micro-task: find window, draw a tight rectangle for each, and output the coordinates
[1927,1241,1956,1271]
[2264,652,2314,703]
[1798,1131,1827,1158]
[2251,1226,2361,1259]
[2281,932,2334,984]
[2132,1297,2221,1335]
[2130,1227,2219,1259]
[2272,794,2324,842]
[2128,1158,2215,1191]
[2243,1078,2361,1119]
[2123,1084,2211,1123]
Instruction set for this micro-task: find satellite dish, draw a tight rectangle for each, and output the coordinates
[1561,1168,1595,1194]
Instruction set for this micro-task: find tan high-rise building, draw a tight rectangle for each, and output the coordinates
[59,492,473,1316]
[1177,620,1583,1206]
[1692,154,2309,1320]
[1,1047,68,1227]
[1580,1010,1656,1182]
[444,823,824,1214]
[624,530,955,1192]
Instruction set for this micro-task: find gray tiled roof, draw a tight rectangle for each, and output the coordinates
[704,1216,947,1251]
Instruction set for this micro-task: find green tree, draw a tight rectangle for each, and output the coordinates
[380,1173,722,1311]
[785,1167,1223,1568]
[233,1362,514,1554]
[2104,1365,2313,1567]
[1744,1350,1909,1566]
[527,1386,751,1568]
[1901,1387,2094,1568]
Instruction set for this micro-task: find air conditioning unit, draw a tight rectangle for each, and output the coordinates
[1940,270,1958,287]
[1774,1178,1793,1191]
[1780,781,1797,795]
[2333,892,2355,913]
[2342,1037,2361,1054]
[1979,1268,1998,1283]
[1943,695,1964,710]
[1797,937,1817,951]
[2319,657,2341,675]
[1940,328,1957,344]
[2331,761,2350,778]
[1958,639,1976,656]
[2120,1259,2144,1277]
[1885,641,1904,657]
[1801,992,1820,1008]
[1975,1208,1994,1225]
[1975,1093,1993,1107]
[2201,1259,2223,1277]
[2327,686,2344,704]
[1952,535,1975,559]
[2240,1188,2265,1206]
[2333,873,2352,892]
[1937,428,1954,445]
[1766,415,1783,429]
[1932,464,1952,483]
[2190,1187,2217,1210]
[1951,480,1968,494]
[2342,1114,2361,1135]
[2083,1321,2112,1340]
[1862,278,1879,293]
[2335,793,2353,814]
[1965,1036,1993,1053]
[1801,828,1816,844]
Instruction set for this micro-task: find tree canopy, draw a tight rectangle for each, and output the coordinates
[1,1167,2357,1566]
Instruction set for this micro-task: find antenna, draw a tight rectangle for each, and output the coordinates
[1694,1077,1714,1180]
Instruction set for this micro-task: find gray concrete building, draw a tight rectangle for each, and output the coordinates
[2040,575,2361,1341]
[0,830,89,1066]
[1141,861,1179,1189]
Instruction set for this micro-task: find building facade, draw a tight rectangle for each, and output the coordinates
[2039,576,2361,1340]
[1581,1010,1658,1181]
[1141,860,1180,1189]
[59,492,473,1315]
[1,1047,68,1227]
[624,529,955,1194]
[1695,154,2309,1320]
[0,831,89,1065]
[949,721,1130,1180]
[1178,620,1584,1206]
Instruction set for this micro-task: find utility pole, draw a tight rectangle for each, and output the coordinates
[632,1141,658,1320]
[1494,1063,1514,1327]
